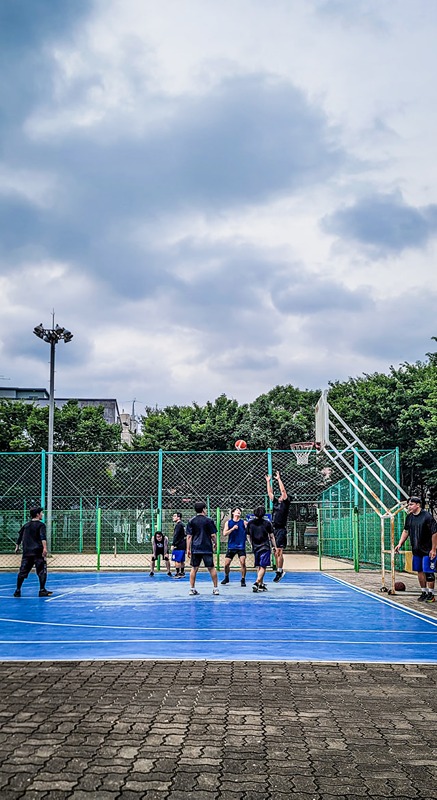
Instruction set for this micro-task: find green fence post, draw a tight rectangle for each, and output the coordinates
[22,499,27,525]
[317,506,322,571]
[40,449,46,512]
[79,496,83,553]
[207,495,211,517]
[96,505,101,571]
[353,507,359,572]
[216,507,221,570]
[150,497,155,537]
[157,449,163,532]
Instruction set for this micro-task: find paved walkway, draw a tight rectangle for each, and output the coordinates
[1,568,437,798]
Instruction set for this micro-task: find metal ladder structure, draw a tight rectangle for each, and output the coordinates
[315,390,408,592]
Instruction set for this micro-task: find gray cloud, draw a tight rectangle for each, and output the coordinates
[323,192,437,254]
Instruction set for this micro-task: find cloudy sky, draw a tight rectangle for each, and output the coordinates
[1,0,436,415]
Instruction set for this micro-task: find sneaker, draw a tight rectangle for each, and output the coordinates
[252,583,259,593]
[221,576,229,585]
[189,588,199,596]
[180,571,186,576]
[167,571,173,577]
[149,571,154,577]
[38,589,53,597]
[241,579,246,587]
[212,588,220,595]
[259,583,268,591]
[13,590,21,598]
[273,571,285,583]
[426,593,435,603]
[418,592,427,602]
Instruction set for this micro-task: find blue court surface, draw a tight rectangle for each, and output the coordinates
[1,571,437,663]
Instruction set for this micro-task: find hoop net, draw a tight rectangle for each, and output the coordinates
[290,441,315,465]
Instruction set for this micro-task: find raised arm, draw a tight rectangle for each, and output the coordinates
[275,470,287,501]
[265,474,274,503]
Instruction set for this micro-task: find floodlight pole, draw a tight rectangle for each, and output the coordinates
[33,315,73,554]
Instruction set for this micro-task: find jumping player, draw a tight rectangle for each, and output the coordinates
[171,512,186,578]
[149,531,172,577]
[14,507,52,597]
[221,507,248,587]
[186,501,219,595]
[395,496,437,602]
[266,470,290,582]
[247,506,276,593]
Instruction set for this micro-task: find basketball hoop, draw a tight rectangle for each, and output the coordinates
[290,442,315,465]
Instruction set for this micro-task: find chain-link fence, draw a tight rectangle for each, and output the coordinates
[0,447,400,571]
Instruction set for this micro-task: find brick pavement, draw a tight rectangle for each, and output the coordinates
[1,658,437,799]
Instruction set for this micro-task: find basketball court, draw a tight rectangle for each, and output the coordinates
[1,570,437,663]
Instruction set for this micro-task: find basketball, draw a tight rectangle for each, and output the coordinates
[235,439,247,450]
[395,581,406,592]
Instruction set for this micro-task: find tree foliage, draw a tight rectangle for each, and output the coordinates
[0,399,121,452]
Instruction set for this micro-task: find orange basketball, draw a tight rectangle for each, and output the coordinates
[235,439,247,450]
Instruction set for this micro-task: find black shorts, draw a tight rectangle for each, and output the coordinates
[225,549,246,560]
[190,553,214,568]
[274,529,287,549]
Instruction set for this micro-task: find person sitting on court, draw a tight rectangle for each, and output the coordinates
[14,507,52,597]
[395,496,437,603]
[265,470,290,582]
[186,501,219,596]
[221,507,248,587]
[247,506,276,593]
[150,531,172,577]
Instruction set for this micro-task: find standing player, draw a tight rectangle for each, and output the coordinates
[395,496,437,602]
[171,512,186,578]
[186,501,219,595]
[247,506,276,593]
[14,507,52,597]
[149,531,172,577]
[265,470,290,582]
[221,507,248,587]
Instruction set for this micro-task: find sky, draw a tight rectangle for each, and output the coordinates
[0,0,436,417]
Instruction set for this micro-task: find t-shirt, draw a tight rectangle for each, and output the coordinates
[225,519,246,550]
[247,518,274,553]
[16,520,46,556]
[172,521,186,550]
[404,511,437,556]
[272,497,290,530]
[186,514,217,554]
[153,536,168,557]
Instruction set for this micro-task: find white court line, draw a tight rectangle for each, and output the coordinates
[1,617,436,634]
[1,638,437,646]
[45,583,101,602]
[325,574,437,628]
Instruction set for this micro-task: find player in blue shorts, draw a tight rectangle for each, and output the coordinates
[395,496,437,602]
[247,506,277,593]
[221,507,248,587]
[171,512,186,578]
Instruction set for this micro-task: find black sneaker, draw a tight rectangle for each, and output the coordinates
[149,571,154,577]
[418,592,427,602]
[167,571,172,577]
[13,590,21,598]
[39,589,53,597]
[273,571,285,583]
[252,583,259,593]
[259,584,268,591]
[241,579,246,587]
[221,576,230,585]
[426,593,435,603]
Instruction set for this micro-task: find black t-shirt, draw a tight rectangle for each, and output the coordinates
[16,520,46,556]
[172,521,186,550]
[247,518,274,553]
[404,511,437,556]
[272,497,290,530]
[186,514,217,554]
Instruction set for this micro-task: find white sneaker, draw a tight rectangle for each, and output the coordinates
[212,588,220,595]
[189,588,199,595]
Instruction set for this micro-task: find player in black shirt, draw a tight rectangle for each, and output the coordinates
[247,507,277,592]
[395,496,437,602]
[186,501,219,595]
[14,507,52,597]
[266,470,290,582]
[171,512,186,578]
